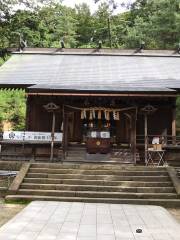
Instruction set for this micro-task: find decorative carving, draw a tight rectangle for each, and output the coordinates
[140,104,157,115]
[43,102,59,112]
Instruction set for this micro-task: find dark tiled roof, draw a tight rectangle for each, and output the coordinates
[0,48,180,92]
[28,84,175,92]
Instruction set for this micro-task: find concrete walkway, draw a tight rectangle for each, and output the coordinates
[0,201,180,240]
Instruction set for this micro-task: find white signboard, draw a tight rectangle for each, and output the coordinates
[152,137,160,144]
[100,131,110,139]
[3,131,25,141]
[91,131,97,138]
[3,131,62,142]
[89,131,110,138]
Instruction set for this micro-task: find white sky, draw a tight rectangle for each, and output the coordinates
[14,0,134,14]
[62,0,134,13]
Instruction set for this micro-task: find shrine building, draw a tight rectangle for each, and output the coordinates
[0,48,180,165]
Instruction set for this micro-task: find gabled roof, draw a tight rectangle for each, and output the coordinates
[0,48,180,93]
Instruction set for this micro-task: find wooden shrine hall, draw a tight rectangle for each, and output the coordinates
[0,48,180,164]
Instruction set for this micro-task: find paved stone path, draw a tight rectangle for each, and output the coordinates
[0,201,180,240]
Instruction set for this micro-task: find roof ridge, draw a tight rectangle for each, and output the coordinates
[7,47,180,58]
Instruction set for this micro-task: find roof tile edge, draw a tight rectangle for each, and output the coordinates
[6,47,180,57]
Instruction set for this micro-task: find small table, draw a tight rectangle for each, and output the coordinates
[146,150,166,166]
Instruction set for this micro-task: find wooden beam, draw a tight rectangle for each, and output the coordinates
[27,92,176,98]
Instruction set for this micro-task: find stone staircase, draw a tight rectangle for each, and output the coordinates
[5,163,180,207]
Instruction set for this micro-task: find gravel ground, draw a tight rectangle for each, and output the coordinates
[168,208,180,223]
[0,199,25,227]
[0,198,180,228]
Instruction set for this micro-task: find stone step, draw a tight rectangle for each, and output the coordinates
[28,168,169,176]
[6,195,180,207]
[30,163,167,171]
[65,157,87,161]
[63,159,129,164]
[26,173,170,181]
[64,159,121,164]
[111,149,132,152]
[67,145,86,151]
[67,153,86,157]
[66,156,86,160]
[20,183,175,193]
[23,178,173,187]
[17,189,177,199]
[67,149,86,153]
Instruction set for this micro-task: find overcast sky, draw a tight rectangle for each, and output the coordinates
[14,0,135,14]
[62,0,134,13]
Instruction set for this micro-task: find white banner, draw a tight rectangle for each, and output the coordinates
[3,131,62,142]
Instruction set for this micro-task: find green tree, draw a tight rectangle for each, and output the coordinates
[93,3,112,47]
[75,3,94,47]
[126,0,180,49]
[37,4,77,48]
[0,90,26,131]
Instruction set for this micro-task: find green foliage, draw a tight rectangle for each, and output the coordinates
[75,3,94,47]
[37,4,77,48]
[0,90,26,131]
[1,0,180,49]
[127,0,180,49]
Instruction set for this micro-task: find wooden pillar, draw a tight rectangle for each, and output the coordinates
[62,105,65,159]
[172,107,176,145]
[50,111,55,161]
[62,107,68,160]
[144,114,148,164]
[25,95,31,130]
[129,109,137,164]
[131,109,137,164]
[64,114,69,157]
